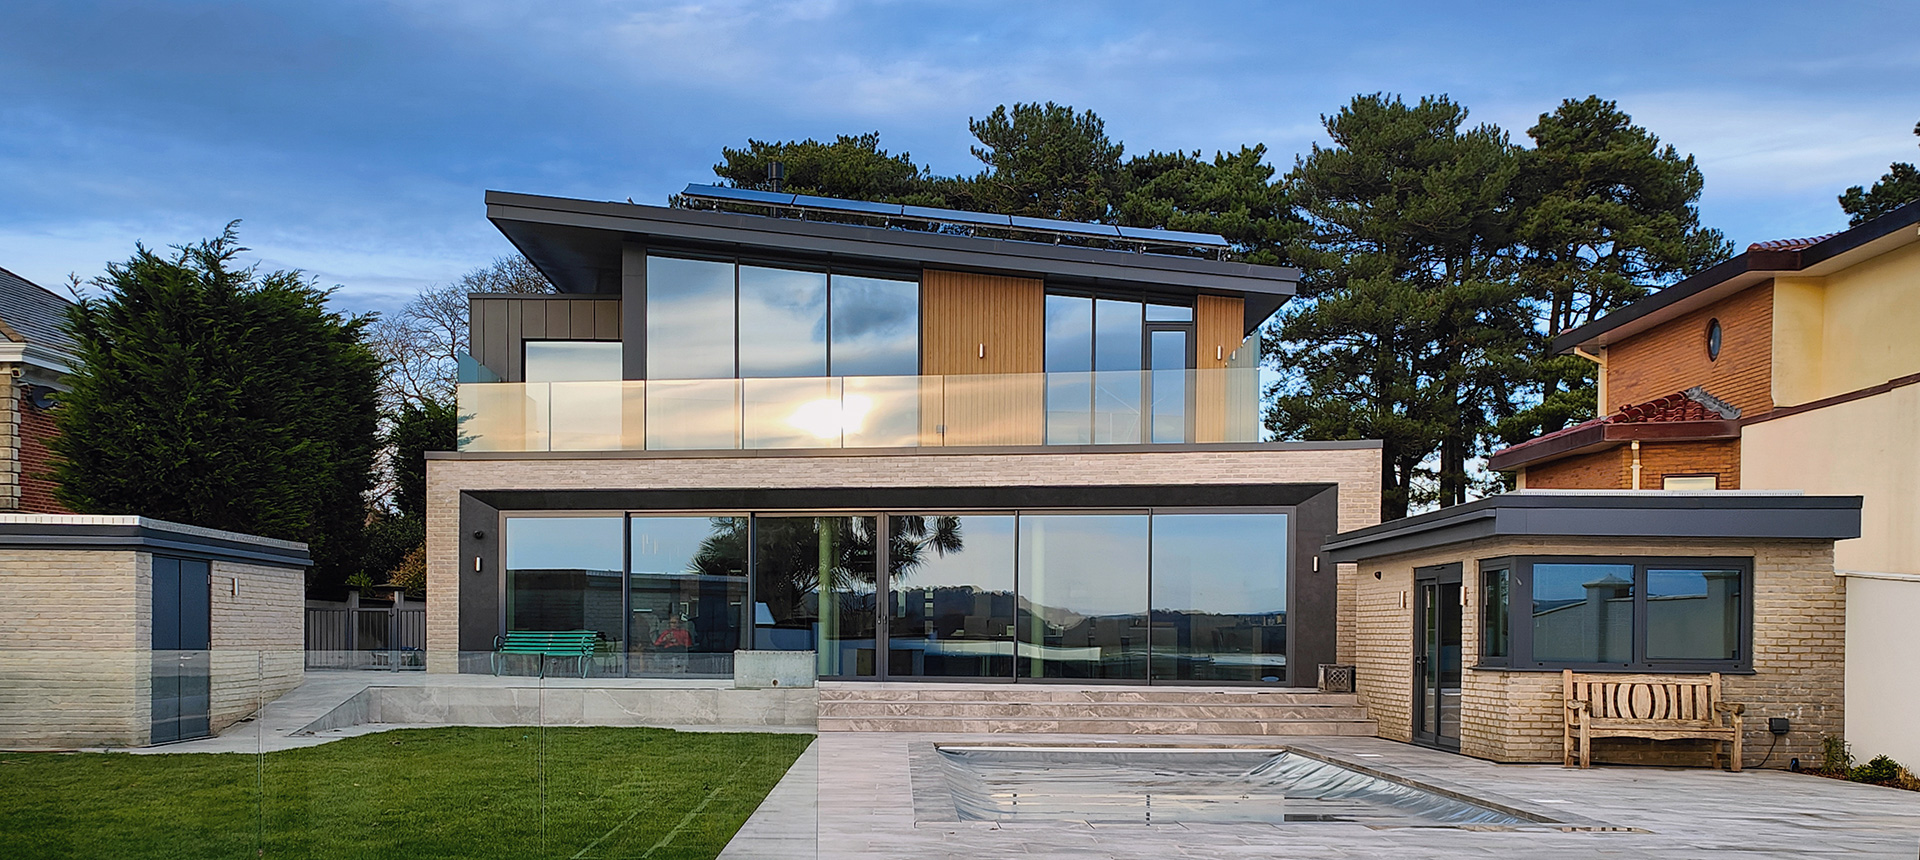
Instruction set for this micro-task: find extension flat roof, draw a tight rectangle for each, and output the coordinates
[1551,198,1920,355]
[1321,490,1862,562]
[486,191,1299,335]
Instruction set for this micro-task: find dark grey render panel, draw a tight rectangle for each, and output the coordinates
[621,242,647,380]
[520,299,547,342]
[1322,493,1864,562]
[1289,486,1340,686]
[466,294,624,382]
[459,493,503,653]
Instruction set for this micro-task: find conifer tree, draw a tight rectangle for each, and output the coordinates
[1838,119,1920,226]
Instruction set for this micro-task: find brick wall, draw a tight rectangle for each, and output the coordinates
[1527,439,1741,490]
[0,549,148,747]
[208,559,305,734]
[1341,536,1843,768]
[16,393,67,513]
[0,367,16,511]
[1607,282,1774,416]
[426,444,1384,669]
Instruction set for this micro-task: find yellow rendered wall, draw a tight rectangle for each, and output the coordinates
[1771,238,1920,407]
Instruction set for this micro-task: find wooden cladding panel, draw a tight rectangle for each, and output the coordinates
[468,296,622,382]
[1195,294,1244,370]
[920,270,1044,375]
[920,270,1045,445]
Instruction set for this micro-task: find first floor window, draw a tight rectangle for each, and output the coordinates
[1478,556,1750,672]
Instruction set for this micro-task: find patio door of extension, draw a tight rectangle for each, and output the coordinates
[1412,563,1462,751]
[152,556,212,744]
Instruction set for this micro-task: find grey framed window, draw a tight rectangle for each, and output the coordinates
[1478,561,1511,665]
[1500,556,1751,673]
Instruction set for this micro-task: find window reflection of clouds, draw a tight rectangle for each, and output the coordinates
[738,266,827,378]
[1044,295,1093,373]
[1150,514,1287,615]
[504,517,623,572]
[647,257,735,380]
[830,275,918,376]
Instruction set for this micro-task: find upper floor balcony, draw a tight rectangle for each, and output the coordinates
[456,367,1261,452]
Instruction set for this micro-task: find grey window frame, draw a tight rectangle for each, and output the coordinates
[1475,558,1515,668]
[1502,555,1753,674]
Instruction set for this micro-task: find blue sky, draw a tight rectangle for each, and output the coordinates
[2,1,1916,317]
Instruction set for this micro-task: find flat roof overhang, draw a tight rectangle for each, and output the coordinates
[1485,419,1739,472]
[1551,198,1920,355]
[487,191,1299,336]
[1322,491,1862,563]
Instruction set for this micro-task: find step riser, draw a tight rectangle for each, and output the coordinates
[820,702,1370,720]
[818,718,1379,735]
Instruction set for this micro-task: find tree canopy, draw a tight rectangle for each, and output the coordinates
[1838,119,1920,226]
[54,224,382,588]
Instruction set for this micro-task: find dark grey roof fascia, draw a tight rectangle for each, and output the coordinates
[0,520,312,568]
[1550,198,1920,355]
[426,437,1383,461]
[1322,492,1863,562]
[486,192,1297,332]
[0,265,78,351]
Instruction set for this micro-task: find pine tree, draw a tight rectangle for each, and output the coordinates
[1838,119,1920,226]
[53,224,381,591]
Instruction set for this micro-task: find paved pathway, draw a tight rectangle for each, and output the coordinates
[724,732,1920,859]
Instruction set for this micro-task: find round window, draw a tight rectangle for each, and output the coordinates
[1707,318,1722,360]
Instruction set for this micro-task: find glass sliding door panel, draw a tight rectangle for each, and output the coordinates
[1044,295,1093,444]
[753,516,879,677]
[504,516,625,674]
[1149,513,1288,683]
[1531,563,1635,664]
[1149,331,1189,444]
[646,256,736,380]
[645,378,740,450]
[887,515,1017,679]
[737,265,828,378]
[743,376,843,449]
[1092,299,1143,444]
[830,274,919,377]
[1017,513,1149,680]
[628,516,747,677]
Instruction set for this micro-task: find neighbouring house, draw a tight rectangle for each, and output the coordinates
[0,514,309,748]
[1324,490,1861,768]
[0,266,77,514]
[1489,198,1920,765]
[426,185,1382,733]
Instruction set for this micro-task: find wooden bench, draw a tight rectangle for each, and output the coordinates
[492,630,600,678]
[1563,669,1745,771]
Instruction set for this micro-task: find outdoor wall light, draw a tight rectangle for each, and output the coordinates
[1374,571,1382,579]
[472,530,486,541]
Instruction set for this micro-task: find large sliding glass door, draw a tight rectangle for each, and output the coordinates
[886,514,1018,679]
[753,515,879,678]
[628,516,747,677]
[1018,513,1151,680]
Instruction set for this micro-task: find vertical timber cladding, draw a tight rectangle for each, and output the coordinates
[1194,294,1245,443]
[920,270,1045,446]
[467,295,622,382]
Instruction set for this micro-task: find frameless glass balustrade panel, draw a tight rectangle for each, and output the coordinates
[1044,294,1094,444]
[1531,563,1635,664]
[1017,513,1149,680]
[1149,332,1190,444]
[1646,568,1741,660]
[1092,299,1143,444]
[1149,513,1288,683]
[841,374,926,447]
[888,514,1017,678]
[743,376,843,448]
[503,516,625,675]
[738,265,829,378]
[629,516,747,677]
[753,516,879,677]
[457,382,547,451]
[830,274,919,376]
[646,256,736,380]
[645,378,741,450]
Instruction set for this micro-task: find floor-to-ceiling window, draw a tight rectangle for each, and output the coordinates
[1044,294,1195,444]
[752,515,880,677]
[1018,513,1151,680]
[886,514,1018,678]
[628,516,747,677]
[503,516,626,669]
[1149,512,1289,683]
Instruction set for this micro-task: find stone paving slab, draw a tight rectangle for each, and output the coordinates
[723,732,1920,859]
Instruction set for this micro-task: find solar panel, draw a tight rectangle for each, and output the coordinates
[681,184,796,206]
[679,183,1231,252]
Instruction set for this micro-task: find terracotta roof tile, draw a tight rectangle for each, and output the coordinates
[1747,233,1841,252]
[1492,388,1739,460]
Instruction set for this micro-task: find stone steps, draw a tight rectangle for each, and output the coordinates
[815,682,1375,735]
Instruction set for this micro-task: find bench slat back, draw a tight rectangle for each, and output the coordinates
[1564,670,1721,722]
[499,630,599,655]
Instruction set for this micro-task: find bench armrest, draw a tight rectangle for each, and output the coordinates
[1566,700,1590,713]
[1713,702,1745,716]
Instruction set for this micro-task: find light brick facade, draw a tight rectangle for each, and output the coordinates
[1341,535,1843,768]
[425,443,1383,670]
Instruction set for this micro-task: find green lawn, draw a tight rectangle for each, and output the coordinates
[0,726,813,860]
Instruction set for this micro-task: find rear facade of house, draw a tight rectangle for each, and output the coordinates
[425,187,1382,702]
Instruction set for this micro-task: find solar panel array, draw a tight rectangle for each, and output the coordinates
[677,184,1232,252]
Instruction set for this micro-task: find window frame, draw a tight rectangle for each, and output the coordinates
[1475,558,1515,668]
[1489,555,1752,674]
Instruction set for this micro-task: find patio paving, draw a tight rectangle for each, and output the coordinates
[723,732,1920,860]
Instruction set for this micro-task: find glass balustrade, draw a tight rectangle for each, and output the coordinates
[456,368,1260,453]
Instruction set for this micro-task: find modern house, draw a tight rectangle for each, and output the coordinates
[0,266,76,514]
[1487,199,1920,765]
[425,186,1382,730]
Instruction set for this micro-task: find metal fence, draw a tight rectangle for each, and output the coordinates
[305,591,426,670]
